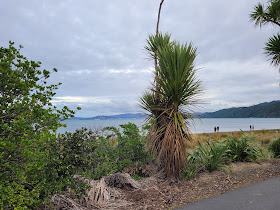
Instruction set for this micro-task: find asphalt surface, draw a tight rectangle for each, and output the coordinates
[176,176,280,210]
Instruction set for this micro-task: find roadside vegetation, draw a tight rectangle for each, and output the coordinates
[183,131,269,179]
[269,136,280,158]
[0,42,80,208]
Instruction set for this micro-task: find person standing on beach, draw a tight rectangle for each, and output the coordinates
[214,127,216,133]
[250,125,252,131]
[217,126,219,132]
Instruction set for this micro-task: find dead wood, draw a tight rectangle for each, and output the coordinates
[73,173,140,208]
[104,173,140,189]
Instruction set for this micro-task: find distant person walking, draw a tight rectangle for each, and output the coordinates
[217,126,219,132]
[250,125,252,131]
[214,127,217,133]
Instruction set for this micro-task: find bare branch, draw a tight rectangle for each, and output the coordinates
[156,0,165,35]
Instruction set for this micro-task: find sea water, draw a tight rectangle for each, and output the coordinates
[58,118,280,134]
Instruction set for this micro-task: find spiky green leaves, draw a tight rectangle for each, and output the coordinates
[140,34,203,178]
[250,0,280,70]
[265,33,280,68]
[157,42,202,110]
[250,0,280,27]
[145,33,172,61]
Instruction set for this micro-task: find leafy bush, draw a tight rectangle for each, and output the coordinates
[0,42,78,208]
[43,123,150,196]
[181,162,197,179]
[49,128,97,174]
[225,133,260,162]
[269,137,280,158]
[114,123,148,163]
[188,140,229,173]
[43,128,98,196]
[81,123,150,180]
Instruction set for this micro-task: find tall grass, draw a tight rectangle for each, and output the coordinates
[192,130,280,149]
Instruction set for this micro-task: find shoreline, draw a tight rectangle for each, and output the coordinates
[194,128,280,135]
[60,118,280,134]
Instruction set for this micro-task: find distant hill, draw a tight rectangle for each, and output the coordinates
[201,101,280,118]
[70,101,280,120]
[70,113,146,120]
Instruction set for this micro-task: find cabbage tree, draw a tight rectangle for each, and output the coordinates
[250,0,280,70]
[140,34,203,178]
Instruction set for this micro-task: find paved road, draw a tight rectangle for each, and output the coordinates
[176,176,280,210]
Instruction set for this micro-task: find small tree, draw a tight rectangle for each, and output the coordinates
[140,35,203,178]
[140,0,203,179]
[0,42,79,208]
[250,0,280,70]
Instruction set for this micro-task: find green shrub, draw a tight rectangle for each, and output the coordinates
[43,128,98,196]
[50,128,97,173]
[82,123,150,180]
[0,42,78,209]
[188,140,229,173]
[115,123,148,163]
[181,162,197,179]
[269,137,280,158]
[225,133,260,162]
[91,161,117,180]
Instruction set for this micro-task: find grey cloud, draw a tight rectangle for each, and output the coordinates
[1,0,279,117]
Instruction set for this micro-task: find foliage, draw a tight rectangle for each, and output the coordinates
[0,42,79,209]
[225,133,260,162]
[269,137,280,158]
[181,162,197,179]
[80,123,150,180]
[144,33,172,62]
[113,123,148,163]
[188,140,230,173]
[55,128,98,173]
[183,133,264,179]
[250,0,280,70]
[140,33,203,178]
[264,34,280,68]
[0,42,78,208]
[250,0,280,28]
[43,128,97,196]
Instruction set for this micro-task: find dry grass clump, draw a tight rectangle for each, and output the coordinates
[189,130,280,161]
[191,129,280,148]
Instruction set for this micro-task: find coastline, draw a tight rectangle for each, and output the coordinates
[194,128,280,135]
[59,118,280,134]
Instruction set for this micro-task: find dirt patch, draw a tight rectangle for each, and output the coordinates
[123,159,280,210]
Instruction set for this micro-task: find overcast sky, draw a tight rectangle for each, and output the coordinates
[1,0,279,117]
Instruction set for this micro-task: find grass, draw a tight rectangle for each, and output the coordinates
[183,129,280,177]
[191,129,280,149]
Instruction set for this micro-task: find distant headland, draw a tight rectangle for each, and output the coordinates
[198,100,280,118]
[71,100,280,120]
